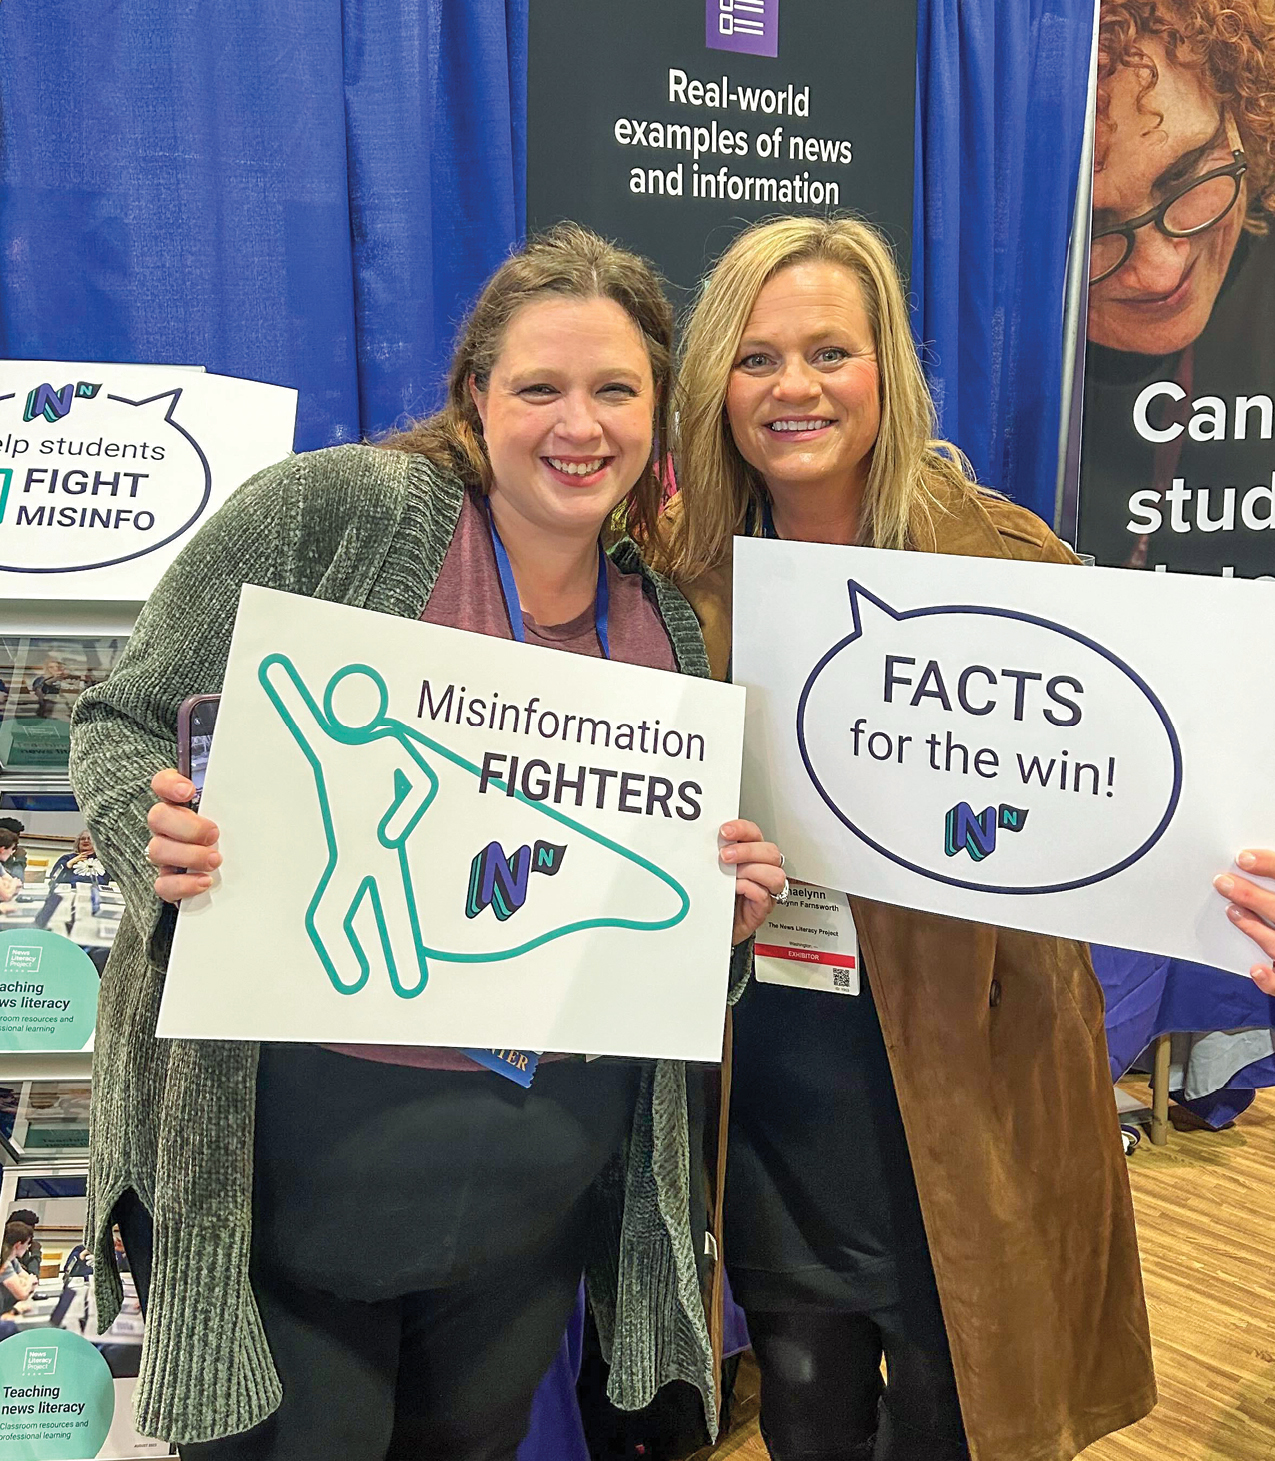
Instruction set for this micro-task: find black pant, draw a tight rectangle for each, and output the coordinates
[116,1046,639,1461]
[745,1295,970,1461]
[177,1220,587,1461]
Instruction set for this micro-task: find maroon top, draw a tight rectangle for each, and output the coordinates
[328,486,677,1070]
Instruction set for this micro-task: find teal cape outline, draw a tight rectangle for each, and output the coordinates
[258,654,692,998]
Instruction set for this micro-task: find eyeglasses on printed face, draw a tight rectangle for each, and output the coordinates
[1089,141,1248,287]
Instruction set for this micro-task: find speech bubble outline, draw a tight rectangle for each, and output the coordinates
[794,581,1184,896]
[0,387,213,574]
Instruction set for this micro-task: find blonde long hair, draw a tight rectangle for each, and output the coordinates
[382,223,675,547]
[666,215,979,579]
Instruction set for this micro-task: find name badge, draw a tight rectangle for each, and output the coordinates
[464,1048,541,1087]
[754,880,859,995]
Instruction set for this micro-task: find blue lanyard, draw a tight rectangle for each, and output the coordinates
[485,502,611,660]
[761,496,778,539]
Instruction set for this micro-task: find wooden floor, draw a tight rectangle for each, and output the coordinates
[691,1081,1275,1461]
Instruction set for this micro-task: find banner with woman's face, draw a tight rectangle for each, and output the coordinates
[1076,0,1275,580]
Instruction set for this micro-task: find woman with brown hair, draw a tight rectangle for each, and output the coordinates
[0,829,23,903]
[69,222,784,1460]
[661,214,1171,1461]
[1,1222,37,1306]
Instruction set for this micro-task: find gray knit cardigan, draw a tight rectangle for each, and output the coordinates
[69,444,742,1444]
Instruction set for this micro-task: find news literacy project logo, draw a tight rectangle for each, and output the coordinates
[706,0,777,58]
[0,1329,116,1460]
[467,839,566,922]
[24,380,100,424]
[0,376,212,575]
[944,802,1029,863]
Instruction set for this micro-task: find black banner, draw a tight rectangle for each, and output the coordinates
[1077,2,1275,580]
[527,0,917,303]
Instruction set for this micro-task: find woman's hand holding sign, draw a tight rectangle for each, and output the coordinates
[1216,850,1275,992]
[148,768,221,904]
[148,770,786,952]
[721,819,787,945]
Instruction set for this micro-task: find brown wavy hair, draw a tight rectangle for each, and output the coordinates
[380,223,674,546]
[1097,0,1275,225]
[1,1223,33,1264]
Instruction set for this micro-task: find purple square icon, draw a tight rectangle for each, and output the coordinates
[706,0,778,59]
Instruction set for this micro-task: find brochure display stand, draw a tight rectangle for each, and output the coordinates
[0,661,160,1456]
[0,360,297,1458]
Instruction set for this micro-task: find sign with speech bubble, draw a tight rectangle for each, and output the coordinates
[734,538,1275,973]
[161,587,745,1060]
[0,361,296,602]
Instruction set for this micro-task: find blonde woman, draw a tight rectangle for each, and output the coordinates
[660,216,1173,1461]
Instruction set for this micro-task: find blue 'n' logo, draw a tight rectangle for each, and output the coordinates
[466,840,567,921]
[944,803,1029,862]
[23,381,101,425]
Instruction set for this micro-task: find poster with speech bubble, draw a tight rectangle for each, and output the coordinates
[0,361,296,602]
[734,538,1275,973]
[160,587,745,1060]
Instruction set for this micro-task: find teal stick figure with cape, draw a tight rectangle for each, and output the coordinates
[259,656,690,1000]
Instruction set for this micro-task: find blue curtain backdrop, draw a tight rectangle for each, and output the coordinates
[0,0,526,452]
[0,0,1087,513]
[913,0,1093,520]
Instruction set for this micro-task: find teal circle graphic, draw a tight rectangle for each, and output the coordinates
[0,1329,114,1458]
[0,931,99,1052]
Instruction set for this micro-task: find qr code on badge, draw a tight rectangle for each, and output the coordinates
[832,969,852,991]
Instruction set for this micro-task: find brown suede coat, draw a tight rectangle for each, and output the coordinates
[675,484,1157,1461]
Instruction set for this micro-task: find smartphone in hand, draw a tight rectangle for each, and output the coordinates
[176,695,221,810]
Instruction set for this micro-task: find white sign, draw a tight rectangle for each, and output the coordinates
[734,537,1275,974]
[754,879,859,995]
[161,586,746,1060]
[0,361,296,600]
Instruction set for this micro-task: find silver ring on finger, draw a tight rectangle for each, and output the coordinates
[778,852,785,868]
[774,877,791,904]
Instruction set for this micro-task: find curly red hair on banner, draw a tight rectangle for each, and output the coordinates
[1098,0,1275,225]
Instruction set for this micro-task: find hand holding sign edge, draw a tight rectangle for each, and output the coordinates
[1216,849,1275,991]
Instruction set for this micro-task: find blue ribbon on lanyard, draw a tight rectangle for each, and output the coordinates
[470,502,609,1087]
[760,496,778,540]
[486,501,611,659]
